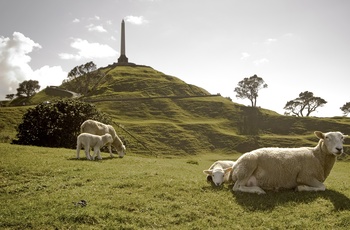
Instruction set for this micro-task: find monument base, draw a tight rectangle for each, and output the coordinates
[118,55,128,63]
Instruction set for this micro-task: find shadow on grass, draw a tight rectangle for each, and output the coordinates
[232,188,350,211]
[67,155,122,161]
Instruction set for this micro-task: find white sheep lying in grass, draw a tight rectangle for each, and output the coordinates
[231,131,347,194]
[203,160,235,186]
[80,119,126,158]
[76,133,113,160]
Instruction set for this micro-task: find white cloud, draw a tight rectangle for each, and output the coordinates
[265,38,277,44]
[240,52,250,60]
[72,18,80,23]
[87,24,107,33]
[87,15,101,21]
[31,65,67,88]
[58,38,118,61]
[253,58,269,66]
[0,32,67,99]
[125,15,149,25]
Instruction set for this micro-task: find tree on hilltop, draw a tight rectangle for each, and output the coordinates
[340,102,350,116]
[234,75,268,107]
[5,94,15,100]
[16,80,40,98]
[284,91,327,117]
[64,61,104,95]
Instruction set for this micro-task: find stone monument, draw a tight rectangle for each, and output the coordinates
[117,20,129,64]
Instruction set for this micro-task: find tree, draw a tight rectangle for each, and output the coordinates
[284,91,327,117]
[16,80,40,98]
[340,102,350,116]
[234,75,268,107]
[65,61,102,95]
[13,99,111,148]
[5,94,15,100]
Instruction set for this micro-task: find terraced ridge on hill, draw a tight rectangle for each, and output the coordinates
[76,65,350,155]
[1,65,350,155]
[84,65,210,100]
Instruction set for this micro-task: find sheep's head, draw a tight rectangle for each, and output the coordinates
[315,131,348,156]
[203,167,232,186]
[105,134,113,143]
[112,139,126,158]
[117,145,126,158]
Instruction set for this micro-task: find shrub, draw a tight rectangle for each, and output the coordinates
[13,99,111,148]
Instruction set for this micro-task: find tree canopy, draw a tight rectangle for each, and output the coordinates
[340,102,350,116]
[5,94,15,100]
[284,91,327,117]
[13,99,111,148]
[63,61,104,95]
[16,80,40,98]
[234,75,268,107]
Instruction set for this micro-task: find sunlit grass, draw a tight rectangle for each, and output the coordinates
[1,143,350,229]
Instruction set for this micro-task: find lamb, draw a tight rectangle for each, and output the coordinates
[76,133,114,160]
[80,119,126,158]
[203,160,235,186]
[231,131,347,194]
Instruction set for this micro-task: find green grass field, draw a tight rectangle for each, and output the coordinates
[1,143,350,229]
[1,65,350,229]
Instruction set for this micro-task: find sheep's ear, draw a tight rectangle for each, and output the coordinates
[314,131,324,139]
[203,170,213,175]
[224,167,233,173]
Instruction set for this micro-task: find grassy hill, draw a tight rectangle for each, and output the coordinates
[1,64,350,155]
[2,65,350,229]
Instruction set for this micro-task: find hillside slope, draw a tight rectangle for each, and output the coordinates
[72,65,350,155]
[1,65,350,155]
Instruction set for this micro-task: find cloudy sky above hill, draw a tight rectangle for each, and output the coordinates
[0,0,349,117]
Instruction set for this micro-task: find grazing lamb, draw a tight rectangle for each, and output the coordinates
[76,133,113,160]
[231,131,347,194]
[203,160,235,186]
[80,119,126,158]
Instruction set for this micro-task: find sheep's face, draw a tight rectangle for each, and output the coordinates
[203,167,232,186]
[211,169,225,186]
[112,139,126,158]
[117,145,126,158]
[316,131,347,156]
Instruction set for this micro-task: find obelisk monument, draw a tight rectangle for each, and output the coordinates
[118,19,128,63]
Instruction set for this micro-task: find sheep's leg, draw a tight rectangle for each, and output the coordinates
[96,147,102,160]
[76,143,81,159]
[92,147,97,160]
[296,178,326,192]
[91,149,96,160]
[232,167,265,194]
[232,174,264,194]
[233,181,266,194]
[92,147,102,160]
[108,144,113,158]
[85,144,91,160]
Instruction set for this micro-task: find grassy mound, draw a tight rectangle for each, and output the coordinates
[1,65,350,154]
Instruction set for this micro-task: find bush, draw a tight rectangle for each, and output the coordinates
[13,99,111,148]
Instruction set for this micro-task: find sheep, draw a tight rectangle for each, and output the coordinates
[231,131,347,194]
[76,133,114,160]
[203,160,235,186]
[80,119,126,158]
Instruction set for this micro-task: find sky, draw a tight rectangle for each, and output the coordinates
[0,0,349,117]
